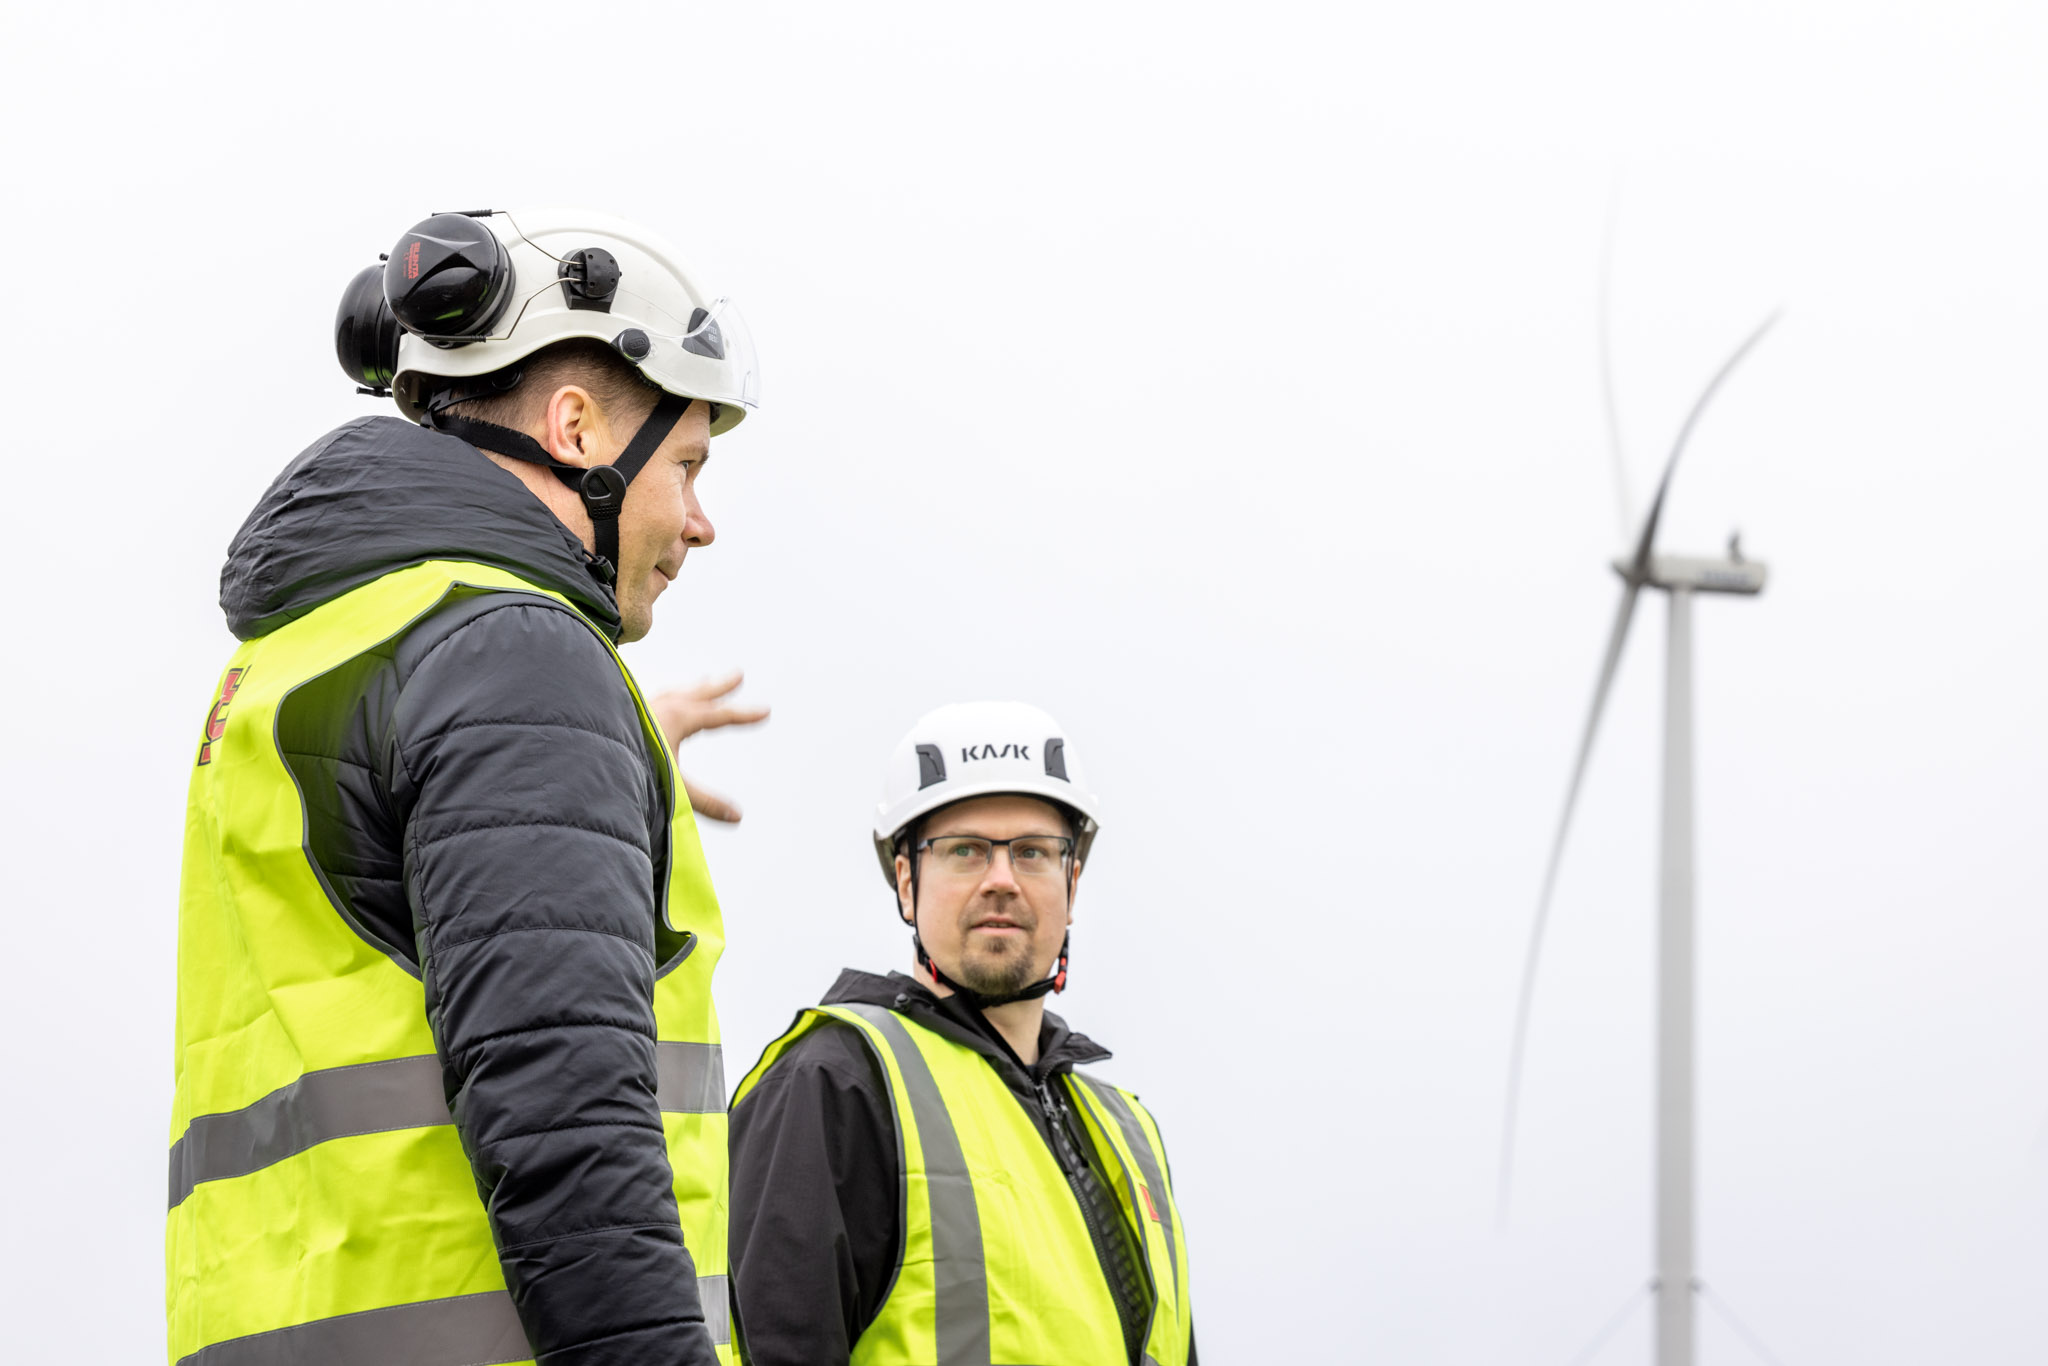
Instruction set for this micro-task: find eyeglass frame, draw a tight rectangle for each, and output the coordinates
[913,834,1077,878]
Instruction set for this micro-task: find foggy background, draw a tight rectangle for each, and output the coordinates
[3,3,2045,1361]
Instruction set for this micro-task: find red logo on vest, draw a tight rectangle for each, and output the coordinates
[1139,1184,1162,1223]
[197,668,247,766]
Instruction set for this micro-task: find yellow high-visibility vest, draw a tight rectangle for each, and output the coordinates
[735,1004,1192,1366]
[167,560,731,1366]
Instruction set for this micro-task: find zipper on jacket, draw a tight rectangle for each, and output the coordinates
[1033,1076,1151,1364]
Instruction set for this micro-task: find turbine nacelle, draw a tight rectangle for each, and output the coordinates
[1611,552,1769,595]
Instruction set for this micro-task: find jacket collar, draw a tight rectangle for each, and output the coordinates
[820,967,1111,1083]
[220,416,621,641]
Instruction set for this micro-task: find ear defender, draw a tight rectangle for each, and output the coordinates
[383,213,513,342]
[335,213,514,394]
[334,263,401,392]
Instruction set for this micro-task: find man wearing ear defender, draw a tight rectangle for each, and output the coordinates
[168,211,761,1366]
[729,702,1196,1365]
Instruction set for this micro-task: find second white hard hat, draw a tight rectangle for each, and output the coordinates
[872,701,1102,886]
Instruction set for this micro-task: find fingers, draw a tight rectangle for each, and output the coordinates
[652,671,766,805]
[653,701,771,747]
[649,674,770,749]
[684,669,746,702]
[683,775,743,824]
[696,703,772,732]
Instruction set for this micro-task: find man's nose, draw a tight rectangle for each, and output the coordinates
[685,489,715,548]
[978,848,1022,892]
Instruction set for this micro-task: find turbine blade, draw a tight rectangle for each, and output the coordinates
[1497,581,1642,1228]
[1599,192,1633,542]
[1627,309,1782,576]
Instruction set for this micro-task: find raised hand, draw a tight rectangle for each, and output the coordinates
[650,670,771,824]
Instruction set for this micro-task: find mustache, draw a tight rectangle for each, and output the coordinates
[965,903,1037,932]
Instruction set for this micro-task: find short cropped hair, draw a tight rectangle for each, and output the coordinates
[440,339,659,433]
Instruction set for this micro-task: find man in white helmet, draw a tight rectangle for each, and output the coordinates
[728,703,1197,1366]
[169,211,759,1366]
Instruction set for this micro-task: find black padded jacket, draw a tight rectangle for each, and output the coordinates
[218,416,718,1366]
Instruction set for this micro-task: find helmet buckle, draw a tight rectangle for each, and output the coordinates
[577,464,629,520]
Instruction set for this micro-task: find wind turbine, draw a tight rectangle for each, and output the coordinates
[1496,281,1779,1366]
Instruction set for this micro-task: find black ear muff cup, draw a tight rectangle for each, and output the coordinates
[384,213,514,344]
[335,263,401,389]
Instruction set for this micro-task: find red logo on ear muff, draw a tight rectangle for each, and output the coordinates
[404,241,421,280]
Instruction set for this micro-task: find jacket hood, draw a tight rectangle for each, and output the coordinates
[220,416,620,641]
[821,967,1111,1075]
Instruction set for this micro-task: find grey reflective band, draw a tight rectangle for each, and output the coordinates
[175,1274,732,1366]
[175,1289,528,1366]
[168,1055,450,1210]
[656,1040,726,1113]
[1081,1078,1182,1302]
[839,1004,992,1366]
[169,1045,724,1208]
[698,1272,733,1348]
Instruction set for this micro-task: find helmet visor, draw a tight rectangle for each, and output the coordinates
[642,297,760,418]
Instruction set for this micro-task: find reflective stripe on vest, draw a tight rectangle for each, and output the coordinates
[734,1003,1193,1366]
[172,1277,734,1366]
[169,561,732,1366]
[168,1044,726,1209]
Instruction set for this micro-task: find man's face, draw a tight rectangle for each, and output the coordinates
[896,794,1078,998]
[610,401,714,643]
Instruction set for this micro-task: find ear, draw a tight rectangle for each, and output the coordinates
[1065,859,1082,923]
[541,385,603,466]
[894,852,916,925]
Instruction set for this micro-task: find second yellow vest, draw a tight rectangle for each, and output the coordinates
[736,1004,1192,1366]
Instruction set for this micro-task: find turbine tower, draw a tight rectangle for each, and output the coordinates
[1498,306,1778,1366]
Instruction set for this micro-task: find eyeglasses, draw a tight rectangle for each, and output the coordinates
[917,835,1075,879]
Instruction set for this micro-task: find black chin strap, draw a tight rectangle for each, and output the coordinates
[429,390,692,587]
[915,929,1069,1011]
[905,856,1072,1011]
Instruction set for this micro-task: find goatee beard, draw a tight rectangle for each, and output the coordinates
[957,947,1039,998]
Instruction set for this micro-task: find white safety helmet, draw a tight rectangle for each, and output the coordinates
[872,701,1103,886]
[334,208,760,582]
[335,208,759,436]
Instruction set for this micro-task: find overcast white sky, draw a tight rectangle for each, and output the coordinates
[3,3,2045,1361]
